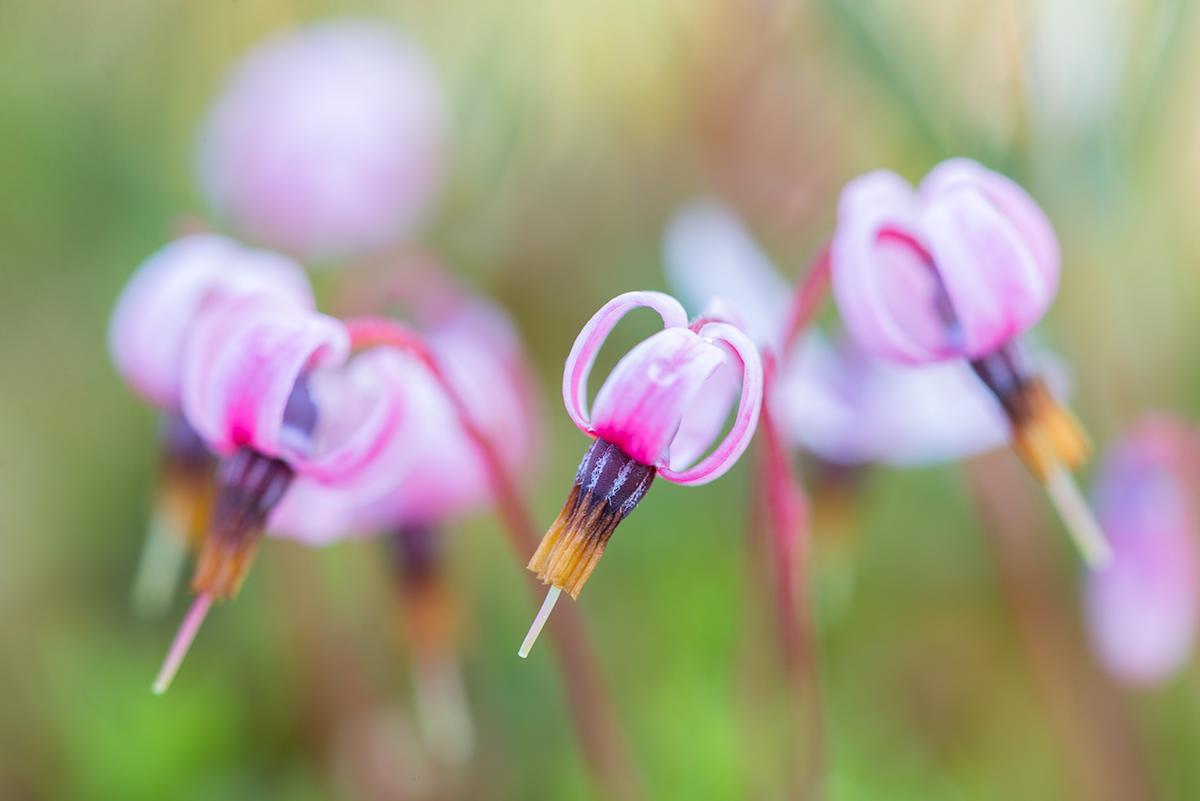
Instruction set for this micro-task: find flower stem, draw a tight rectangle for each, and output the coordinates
[781,240,831,356]
[757,351,826,799]
[346,316,645,801]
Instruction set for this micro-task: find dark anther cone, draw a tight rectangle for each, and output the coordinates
[191,447,293,600]
[528,438,655,598]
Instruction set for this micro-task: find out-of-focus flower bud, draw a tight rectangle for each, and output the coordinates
[198,20,446,260]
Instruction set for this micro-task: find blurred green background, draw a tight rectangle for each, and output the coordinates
[4,0,1200,798]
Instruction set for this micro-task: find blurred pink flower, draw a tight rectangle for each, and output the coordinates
[270,276,543,544]
[108,233,313,409]
[198,20,446,260]
[1084,415,1200,687]
[830,159,1060,364]
[664,198,1012,467]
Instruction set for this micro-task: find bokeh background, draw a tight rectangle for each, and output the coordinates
[3,0,1200,798]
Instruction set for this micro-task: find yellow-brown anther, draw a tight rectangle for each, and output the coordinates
[528,438,655,598]
[970,343,1090,483]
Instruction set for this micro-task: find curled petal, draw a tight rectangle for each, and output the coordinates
[562,291,689,434]
[921,183,1054,358]
[660,322,763,486]
[830,170,952,364]
[663,199,792,349]
[198,21,446,260]
[108,234,313,408]
[920,158,1059,289]
[182,296,349,458]
[668,356,741,471]
[591,327,727,467]
[1084,416,1200,686]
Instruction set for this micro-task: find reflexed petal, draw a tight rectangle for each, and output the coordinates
[663,199,792,349]
[659,322,763,486]
[668,356,740,472]
[591,327,726,466]
[182,296,350,458]
[777,332,1011,465]
[830,170,953,364]
[108,234,313,408]
[198,21,446,259]
[920,158,1059,288]
[562,291,689,433]
[921,183,1053,358]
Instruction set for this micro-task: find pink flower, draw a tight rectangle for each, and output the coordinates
[830,159,1060,364]
[108,234,313,409]
[664,199,1012,466]
[198,20,446,260]
[1084,415,1200,687]
[270,275,542,543]
[154,296,426,692]
[519,291,762,656]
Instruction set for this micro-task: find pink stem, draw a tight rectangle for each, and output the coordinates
[152,591,213,695]
[345,316,645,801]
[758,352,825,798]
[780,241,832,358]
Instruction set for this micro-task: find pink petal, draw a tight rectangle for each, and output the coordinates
[659,322,763,486]
[1084,416,1200,687]
[920,183,1054,358]
[562,291,689,434]
[272,281,542,542]
[830,170,954,364]
[662,199,793,350]
[591,327,726,467]
[920,158,1060,290]
[198,21,446,259]
[108,234,313,408]
[181,295,349,457]
[667,355,741,471]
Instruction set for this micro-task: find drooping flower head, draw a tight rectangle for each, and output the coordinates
[829,160,1109,566]
[664,198,1014,468]
[108,233,315,618]
[1084,415,1200,687]
[198,20,447,260]
[519,291,762,656]
[270,266,542,543]
[830,159,1059,366]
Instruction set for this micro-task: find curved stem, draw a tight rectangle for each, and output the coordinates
[780,241,832,358]
[757,352,826,799]
[344,316,645,801]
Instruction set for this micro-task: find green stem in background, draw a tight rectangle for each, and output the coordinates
[966,452,1155,801]
[345,317,645,801]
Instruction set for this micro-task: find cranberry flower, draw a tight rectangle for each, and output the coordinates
[198,20,446,260]
[664,198,1014,468]
[519,291,763,656]
[108,233,314,618]
[828,159,1109,566]
[1084,415,1200,687]
[154,296,419,693]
